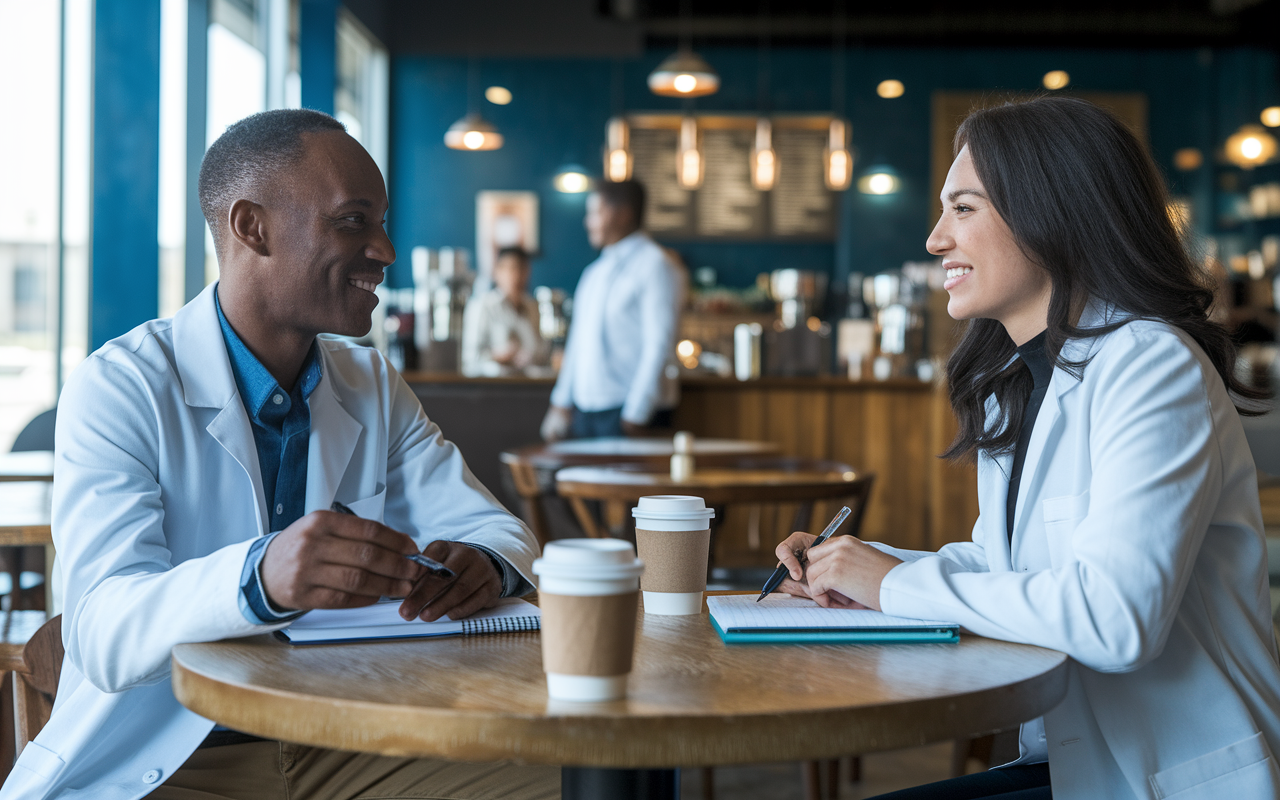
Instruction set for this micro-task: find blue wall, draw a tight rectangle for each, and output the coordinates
[390,46,1279,295]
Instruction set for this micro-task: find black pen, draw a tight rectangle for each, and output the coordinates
[756,505,853,602]
[329,501,456,579]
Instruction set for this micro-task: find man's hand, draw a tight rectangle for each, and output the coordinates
[397,541,503,623]
[620,420,646,436]
[541,405,572,442]
[773,530,901,610]
[261,511,425,611]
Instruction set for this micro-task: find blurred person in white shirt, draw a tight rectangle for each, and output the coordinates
[541,180,681,441]
[461,247,549,377]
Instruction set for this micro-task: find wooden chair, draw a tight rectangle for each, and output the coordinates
[12,614,62,757]
[0,611,56,778]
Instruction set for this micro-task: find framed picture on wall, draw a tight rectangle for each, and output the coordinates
[475,191,540,284]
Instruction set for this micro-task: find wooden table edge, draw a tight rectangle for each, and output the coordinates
[171,609,1071,767]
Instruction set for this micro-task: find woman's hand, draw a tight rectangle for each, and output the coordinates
[773,531,903,611]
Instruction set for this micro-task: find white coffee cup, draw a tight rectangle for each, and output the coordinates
[631,495,716,615]
[532,539,644,702]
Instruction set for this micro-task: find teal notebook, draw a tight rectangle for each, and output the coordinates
[707,595,960,644]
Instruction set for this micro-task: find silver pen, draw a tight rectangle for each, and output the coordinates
[757,505,853,602]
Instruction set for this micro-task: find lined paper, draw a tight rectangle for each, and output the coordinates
[708,594,956,631]
[289,597,539,632]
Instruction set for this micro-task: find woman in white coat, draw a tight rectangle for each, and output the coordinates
[778,96,1280,800]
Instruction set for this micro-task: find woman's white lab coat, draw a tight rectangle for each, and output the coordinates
[873,304,1280,799]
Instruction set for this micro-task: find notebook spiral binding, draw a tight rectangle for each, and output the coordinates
[460,616,542,635]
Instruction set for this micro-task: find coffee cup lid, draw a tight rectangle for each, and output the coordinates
[631,495,716,521]
[533,539,644,580]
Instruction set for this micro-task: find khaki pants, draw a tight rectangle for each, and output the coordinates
[148,742,560,800]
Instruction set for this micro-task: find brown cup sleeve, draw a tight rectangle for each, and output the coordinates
[634,528,711,593]
[540,592,638,677]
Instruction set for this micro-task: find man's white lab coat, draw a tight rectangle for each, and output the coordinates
[2,284,539,800]
[874,304,1280,799]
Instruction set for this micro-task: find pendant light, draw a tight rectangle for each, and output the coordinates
[825,119,853,191]
[751,118,777,191]
[604,117,633,182]
[676,116,704,189]
[1225,124,1278,169]
[649,51,720,98]
[750,6,776,192]
[824,4,852,191]
[445,59,504,151]
[648,0,719,98]
[445,114,503,151]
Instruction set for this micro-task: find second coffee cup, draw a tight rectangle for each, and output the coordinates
[632,495,716,615]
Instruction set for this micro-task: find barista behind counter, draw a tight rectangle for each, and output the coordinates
[461,246,551,377]
[541,180,683,440]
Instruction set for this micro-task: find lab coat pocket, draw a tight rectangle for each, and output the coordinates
[1149,731,1279,799]
[1042,491,1089,567]
[341,484,387,522]
[12,740,66,781]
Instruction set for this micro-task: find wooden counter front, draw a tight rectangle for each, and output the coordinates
[403,373,980,567]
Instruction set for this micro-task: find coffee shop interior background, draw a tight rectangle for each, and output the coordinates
[5,0,1280,514]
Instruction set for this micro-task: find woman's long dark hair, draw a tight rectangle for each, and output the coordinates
[944,96,1268,462]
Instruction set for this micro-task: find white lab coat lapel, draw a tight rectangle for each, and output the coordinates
[979,393,1015,570]
[171,283,269,535]
[304,358,364,512]
[1008,301,1113,545]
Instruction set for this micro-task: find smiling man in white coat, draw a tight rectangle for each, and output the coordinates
[1,110,557,800]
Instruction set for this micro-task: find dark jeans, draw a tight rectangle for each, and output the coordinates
[868,764,1051,800]
[569,407,674,439]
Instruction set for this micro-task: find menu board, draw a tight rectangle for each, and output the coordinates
[629,118,835,241]
[630,127,693,236]
[695,129,766,236]
[770,128,835,237]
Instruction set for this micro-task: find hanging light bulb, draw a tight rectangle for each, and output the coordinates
[444,113,503,151]
[676,116,704,189]
[1225,124,1278,169]
[824,119,853,191]
[554,165,592,193]
[603,117,633,182]
[751,118,777,191]
[648,50,720,98]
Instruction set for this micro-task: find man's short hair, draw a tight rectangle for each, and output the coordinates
[494,246,532,266]
[197,109,346,260]
[595,179,646,228]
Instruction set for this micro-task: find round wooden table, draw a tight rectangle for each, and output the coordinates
[500,438,778,544]
[172,598,1069,800]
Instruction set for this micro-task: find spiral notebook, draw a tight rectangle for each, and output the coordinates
[278,597,541,644]
[707,595,959,644]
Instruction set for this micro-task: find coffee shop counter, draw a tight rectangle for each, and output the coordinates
[402,372,980,568]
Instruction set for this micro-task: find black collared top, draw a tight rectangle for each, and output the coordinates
[1006,330,1053,545]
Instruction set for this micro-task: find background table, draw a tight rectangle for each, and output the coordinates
[554,457,874,546]
[172,596,1069,800]
[0,484,54,613]
[501,438,778,544]
[0,452,53,483]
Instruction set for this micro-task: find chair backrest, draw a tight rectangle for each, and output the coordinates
[11,408,56,453]
[13,614,62,755]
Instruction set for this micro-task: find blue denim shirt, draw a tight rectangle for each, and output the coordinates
[217,293,525,625]
[217,292,321,624]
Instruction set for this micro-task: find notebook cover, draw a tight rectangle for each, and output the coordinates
[709,616,959,645]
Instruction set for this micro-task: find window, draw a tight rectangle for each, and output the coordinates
[0,0,69,450]
[336,8,388,178]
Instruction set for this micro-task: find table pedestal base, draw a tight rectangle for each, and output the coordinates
[561,767,679,800]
